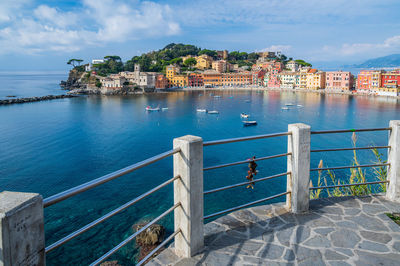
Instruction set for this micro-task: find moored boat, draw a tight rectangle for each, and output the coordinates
[146,106,160,111]
[243,120,257,126]
[281,107,289,110]
[285,103,294,106]
[196,108,207,112]
[207,110,219,114]
[240,113,250,118]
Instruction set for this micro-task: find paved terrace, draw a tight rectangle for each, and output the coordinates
[149,195,400,266]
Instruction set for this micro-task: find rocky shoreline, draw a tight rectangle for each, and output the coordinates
[0,94,78,105]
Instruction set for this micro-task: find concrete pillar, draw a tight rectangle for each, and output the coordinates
[173,135,204,257]
[0,191,45,266]
[286,123,311,213]
[387,120,400,202]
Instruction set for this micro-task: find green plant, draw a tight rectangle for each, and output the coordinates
[310,132,387,199]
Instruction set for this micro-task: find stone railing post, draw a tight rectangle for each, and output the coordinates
[173,135,204,257]
[0,191,45,266]
[286,123,311,213]
[387,120,400,202]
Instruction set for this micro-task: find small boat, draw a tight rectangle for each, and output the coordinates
[146,106,160,111]
[207,110,219,114]
[196,109,207,113]
[285,103,294,106]
[240,113,250,119]
[162,107,169,111]
[297,104,303,107]
[213,95,221,98]
[281,107,289,110]
[245,100,251,103]
[243,121,257,126]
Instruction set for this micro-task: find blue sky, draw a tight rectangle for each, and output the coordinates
[1,0,400,70]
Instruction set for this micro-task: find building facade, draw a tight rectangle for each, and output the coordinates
[212,60,230,73]
[286,60,299,72]
[155,74,168,89]
[306,69,326,90]
[188,73,203,87]
[325,71,353,91]
[195,55,213,69]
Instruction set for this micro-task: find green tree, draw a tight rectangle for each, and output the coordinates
[183,58,197,69]
[295,59,312,67]
[199,49,217,58]
[67,59,83,67]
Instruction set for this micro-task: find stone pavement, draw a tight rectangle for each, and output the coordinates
[148,195,400,265]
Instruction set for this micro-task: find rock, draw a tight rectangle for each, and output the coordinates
[133,223,166,246]
[0,94,78,105]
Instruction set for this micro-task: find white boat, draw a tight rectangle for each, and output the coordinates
[146,106,160,111]
[207,110,219,114]
[213,95,221,98]
[162,107,169,111]
[243,121,257,126]
[285,103,294,106]
[240,113,250,119]
[297,104,303,107]
[196,109,207,113]
[281,107,289,110]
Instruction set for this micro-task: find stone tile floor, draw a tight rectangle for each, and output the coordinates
[148,195,400,265]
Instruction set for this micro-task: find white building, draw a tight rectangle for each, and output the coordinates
[99,76,126,89]
[286,60,299,72]
[279,72,298,89]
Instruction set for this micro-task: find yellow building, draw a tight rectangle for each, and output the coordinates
[299,69,308,89]
[170,75,188,87]
[306,69,326,90]
[195,55,213,69]
[166,65,180,79]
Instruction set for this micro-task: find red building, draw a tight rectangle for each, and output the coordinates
[188,73,203,87]
[381,71,400,88]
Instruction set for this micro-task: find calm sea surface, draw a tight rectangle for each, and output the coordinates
[1,73,400,265]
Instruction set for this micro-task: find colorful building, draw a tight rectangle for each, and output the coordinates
[170,75,188,87]
[202,71,221,87]
[252,70,266,86]
[286,60,299,72]
[306,69,326,90]
[279,71,298,89]
[212,60,230,73]
[166,65,180,79]
[195,55,213,69]
[325,71,353,91]
[216,50,228,59]
[267,69,281,88]
[188,73,203,87]
[155,74,168,89]
[221,72,252,86]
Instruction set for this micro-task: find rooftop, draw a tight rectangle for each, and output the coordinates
[149,195,400,265]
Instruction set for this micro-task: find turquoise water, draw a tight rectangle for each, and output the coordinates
[1,73,400,265]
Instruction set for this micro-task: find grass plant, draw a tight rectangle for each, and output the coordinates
[310,132,388,199]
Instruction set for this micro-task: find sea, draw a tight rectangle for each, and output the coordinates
[1,72,400,265]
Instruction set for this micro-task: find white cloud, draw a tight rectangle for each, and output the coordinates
[260,45,291,53]
[0,0,181,54]
[322,35,400,58]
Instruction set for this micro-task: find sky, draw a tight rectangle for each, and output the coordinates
[1,0,400,71]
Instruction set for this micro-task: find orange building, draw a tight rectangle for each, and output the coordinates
[202,71,252,87]
[155,74,168,89]
[357,70,382,91]
[202,71,221,87]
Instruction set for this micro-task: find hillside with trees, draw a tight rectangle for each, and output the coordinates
[68,43,308,75]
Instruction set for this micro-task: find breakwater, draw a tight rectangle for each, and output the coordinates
[0,94,78,105]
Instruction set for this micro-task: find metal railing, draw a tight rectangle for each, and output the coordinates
[309,127,391,192]
[202,132,291,220]
[42,124,396,265]
[44,148,181,207]
[43,148,182,266]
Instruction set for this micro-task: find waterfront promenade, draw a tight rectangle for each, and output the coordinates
[149,195,400,265]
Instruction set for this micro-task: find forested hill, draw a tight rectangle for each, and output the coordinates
[71,43,294,76]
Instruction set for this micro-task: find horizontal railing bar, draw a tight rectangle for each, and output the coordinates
[90,203,180,266]
[310,180,389,190]
[311,127,391,135]
[204,191,290,220]
[310,146,390,153]
[204,153,291,171]
[204,172,290,195]
[44,148,181,207]
[136,229,182,266]
[310,163,390,172]
[45,175,180,253]
[203,132,291,146]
